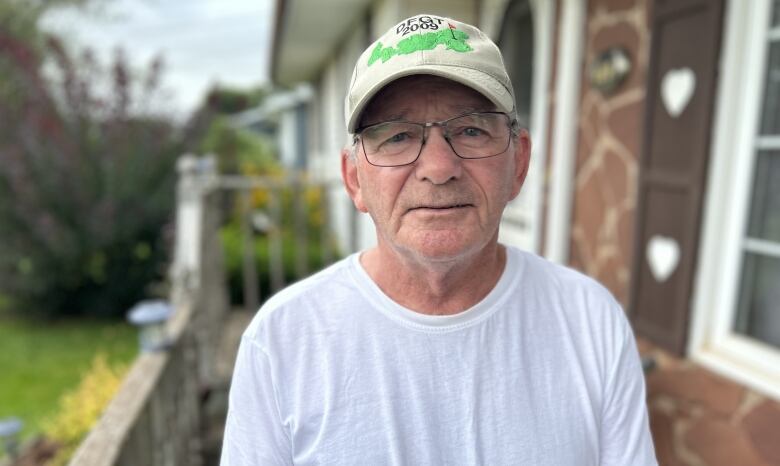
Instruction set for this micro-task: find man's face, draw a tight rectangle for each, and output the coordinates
[342,75,531,263]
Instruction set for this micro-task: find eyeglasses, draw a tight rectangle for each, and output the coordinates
[354,112,515,167]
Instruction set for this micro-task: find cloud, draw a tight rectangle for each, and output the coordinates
[40,0,273,115]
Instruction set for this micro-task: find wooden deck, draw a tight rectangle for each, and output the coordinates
[202,310,254,465]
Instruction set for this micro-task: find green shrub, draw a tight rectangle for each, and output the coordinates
[41,353,128,466]
[0,34,200,317]
[193,84,340,307]
[220,182,341,305]
[0,315,136,441]
[202,85,269,116]
[199,116,279,176]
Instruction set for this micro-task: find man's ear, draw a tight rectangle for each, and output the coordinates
[341,148,368,213]
[509,129,531,200]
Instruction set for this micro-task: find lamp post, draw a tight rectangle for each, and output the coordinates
[0,417,22,460]
[127,300,173,352]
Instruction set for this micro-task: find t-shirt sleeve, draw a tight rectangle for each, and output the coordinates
[599,311,658,466]
[221,336,292,465]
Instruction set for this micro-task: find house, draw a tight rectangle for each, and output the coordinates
[229,84,314,170]
[271,0,780,461]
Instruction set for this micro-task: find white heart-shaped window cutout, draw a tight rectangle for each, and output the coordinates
[646,235,680,283]
[661,68,696,118]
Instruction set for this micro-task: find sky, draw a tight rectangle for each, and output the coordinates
[40,0,275,117]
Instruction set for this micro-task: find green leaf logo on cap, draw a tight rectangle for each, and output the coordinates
[367,29,473,67]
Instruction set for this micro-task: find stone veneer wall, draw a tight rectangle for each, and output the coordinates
[559,1,780,464]
[568,0,650,306]
[639,339,780,466]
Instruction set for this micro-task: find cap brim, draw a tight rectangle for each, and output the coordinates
[347,65,515,133]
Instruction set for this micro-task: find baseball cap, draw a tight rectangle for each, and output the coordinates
[345,14,516,133]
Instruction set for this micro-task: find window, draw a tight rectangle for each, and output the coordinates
[495,0,555,253]
[691,0,780,399]
[498,0,535,129]
[735,7,780,347]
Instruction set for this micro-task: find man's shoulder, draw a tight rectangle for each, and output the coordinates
[508,246,614,298]
[506,246,635,360]
[505,246,626,329]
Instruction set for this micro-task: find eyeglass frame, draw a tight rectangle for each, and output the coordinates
[352,111,520,167]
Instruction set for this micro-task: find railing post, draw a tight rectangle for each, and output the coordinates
[320,181,333,266]
[293,172,309,278]
[240,190,260,313]
[268,183,285,292]
[171,155,216,295]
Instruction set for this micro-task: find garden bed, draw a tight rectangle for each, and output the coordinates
[0,310,137,441]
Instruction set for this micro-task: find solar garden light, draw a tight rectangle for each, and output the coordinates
[0,417,22,459]
[127,300,173,352]
[251,211,274,234]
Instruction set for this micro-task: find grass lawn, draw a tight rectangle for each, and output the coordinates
[0,308,138,440]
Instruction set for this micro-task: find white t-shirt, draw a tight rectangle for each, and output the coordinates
[221,247,657,465]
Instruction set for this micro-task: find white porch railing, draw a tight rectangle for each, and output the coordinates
[67,155,353,465]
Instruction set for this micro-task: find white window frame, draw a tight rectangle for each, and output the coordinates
[491,0,556,253]
[689,0,780,400]
[544,0,585,263]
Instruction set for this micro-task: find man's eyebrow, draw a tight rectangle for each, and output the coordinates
[360,112,409,127]
[379,113,408,121]
[450,105,496,114]
[362,105,498,127]
[391,105,496,118]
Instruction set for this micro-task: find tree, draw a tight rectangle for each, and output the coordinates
[0,27,201,317]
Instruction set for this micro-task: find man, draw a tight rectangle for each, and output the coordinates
[222,14,656,465]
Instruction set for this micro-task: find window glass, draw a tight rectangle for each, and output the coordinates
[746,151,780,242]
[759,41,780,135]
[735,253,780,347]
[734,1,780,349]
[497,0,534,129]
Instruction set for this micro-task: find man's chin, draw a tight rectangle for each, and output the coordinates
[400,231,485,263]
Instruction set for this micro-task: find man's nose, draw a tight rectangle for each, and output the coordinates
[414,126,462,184]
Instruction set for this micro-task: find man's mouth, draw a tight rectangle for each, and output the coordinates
[409,203,473,211]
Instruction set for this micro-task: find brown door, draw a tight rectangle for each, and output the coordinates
[629,0,725,354]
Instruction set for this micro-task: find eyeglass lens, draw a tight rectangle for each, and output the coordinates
[360,113,511,167]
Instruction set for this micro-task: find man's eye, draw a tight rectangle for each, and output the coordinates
[386,132,410,143]
[462,127,485,137]
[452,126,488,138]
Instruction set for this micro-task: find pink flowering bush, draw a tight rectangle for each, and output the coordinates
[0,31,201,317]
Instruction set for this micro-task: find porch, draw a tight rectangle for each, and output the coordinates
[56,155,352,465]
[36,155,779,466]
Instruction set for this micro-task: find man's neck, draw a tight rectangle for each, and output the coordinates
[359,242,507,315]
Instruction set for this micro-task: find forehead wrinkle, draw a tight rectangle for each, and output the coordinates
[363,104,497,126]
[359,76,497,126]
[362,111,411,127]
